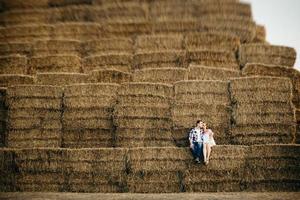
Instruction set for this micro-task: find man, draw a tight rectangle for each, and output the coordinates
[189,120,204,164]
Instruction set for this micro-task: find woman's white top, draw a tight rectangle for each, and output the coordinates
[203,129,216,146]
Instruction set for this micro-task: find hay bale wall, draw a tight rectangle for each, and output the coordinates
[0,42,32,56]
[253,25,266,43]
[6,85,63,148]
[0,55,29,75]
[173,80,231,146]
[62,83,119,148]
[0,75,35,87]
[229,76,296,145]
[113,82,174,147]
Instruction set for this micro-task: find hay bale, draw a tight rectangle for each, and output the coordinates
[63,83,119,97]
[89,69,132,84]
[53,22,102,40]
[0,42,32,56]
[0,24,53,42]
[187,65,240,81]
[8,108,61,119]
[103,21,152,37]
[133,68,187,84]
[118,82,173,98]
[53,5,96,23]
[36,73,89,86]
[244,144,300,191]
[133,50,186,69]
[114,118,172,129]
[253,25,266,43]
[174,80,229,95]
[1,0,49,9]
[48,0,92,7]
[185,145,248,192]
[184,32,240,52]
[83,53,133,72]
[29,55,82,74]
[7,85,63,98]
[0,75,35,87]
[230,77,296,145]
[7,98,62,109]
[239,44,297,67]
[84,37,134,55]
[115,105,171,119]
[0,55,29,74]
[187,49,239,70]
[135,34,184,53]
[117,95,171,107]
[32,39,81,57]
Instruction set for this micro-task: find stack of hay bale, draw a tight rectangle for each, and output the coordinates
[83,37,134,73]
[126,147,189,193]
[88,69,132,84]
[36,73,89,86]
[0,74,35,87]
[173,80,231,146]
[134,34,186,70]
[0,88,7,147]
[0,54,29,74]
[63,148,127,192]
[245,145,300,191]
[113,82,174,147]
[0,42,32,57]
[6,85,63,148]
[185,32,241,73]
[184,146,248,192]
[230,76,296,145]
[62,83,119,148]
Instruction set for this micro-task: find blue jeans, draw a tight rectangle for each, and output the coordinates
[191,142,203,161]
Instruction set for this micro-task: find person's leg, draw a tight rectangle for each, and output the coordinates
[194,142,200,162]
[198,142,204,162]
[207,145,211,162]
[203,143,207,163]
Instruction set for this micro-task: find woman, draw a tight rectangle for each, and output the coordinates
[202,122,216,165]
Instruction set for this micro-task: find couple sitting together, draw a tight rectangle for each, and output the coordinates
[188,120,216,165]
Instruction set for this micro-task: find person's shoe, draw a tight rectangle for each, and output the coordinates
[194,158,200,163]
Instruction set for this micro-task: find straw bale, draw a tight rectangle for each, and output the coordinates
[103,21,152,37]
[253,25,266,43]
[126,172,181,193]
[7,129,60,141]
[230,124,295,136]
[230,76,292,91]
[117,95,171,107]
[0,9,52,26]
[63,108,112,119]
[0,55,28,74]
[136,34,184,52]
[152,20,202,33]
[184,32,240,52]
[89,69,132,84]
[29,55,82,73]
[36,72,88,86]
[64,83,119,97]
[64,96,116,108]
[63,118,112,130]
[118,82,173,98]
[187,49,239,70]
[8,98,61,110]
[83,53,132,72]
[8,118,62,130]
[231,90,292,103]
[231,135,294,145]
[114,117,172,129]
[187,65,240,81]
[49,0,92,6]
[172,103,230,115]
[174,80,229,95]
[52,5,95,23]
[0,42,32,56]
[174,93,230,105]
[239,44,297,67]
[133,68,187,84]
[84,37,134,55]
[1,0,49,9]
[173,114,230,127]
[53,22,102,40]
[0,75,35,87]
[114,105,171,118]
[234,102,294,114]
[244,144,300,191]
[133,50,186,69]
[32,39,81,56]
[0,24,53,42]
[62,129,113,148]
[7,85,63,98]
[127,147,189,172]
[8,108,61,119]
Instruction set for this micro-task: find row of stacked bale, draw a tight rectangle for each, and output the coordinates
[0,145,299,192]
[113,83,174,147]
[172,80,232,146]
[62,84,119,148]
[6,85,63,148]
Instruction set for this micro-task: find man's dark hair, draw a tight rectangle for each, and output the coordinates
[196,120,202,125]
